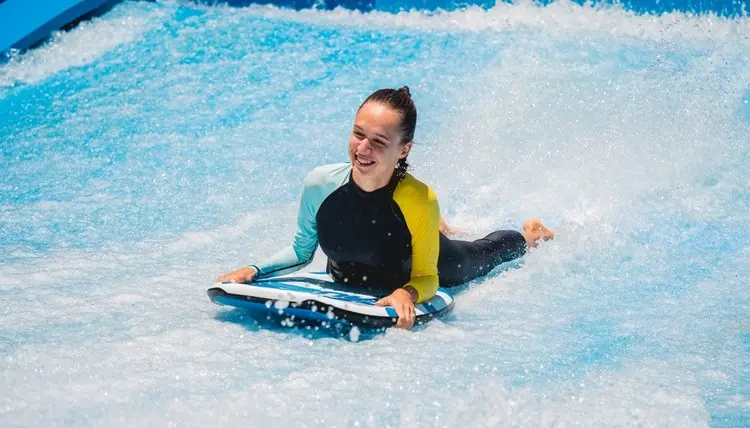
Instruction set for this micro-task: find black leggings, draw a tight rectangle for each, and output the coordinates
[438,230,527,287]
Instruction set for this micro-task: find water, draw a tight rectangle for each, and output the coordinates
[1,1,749,426]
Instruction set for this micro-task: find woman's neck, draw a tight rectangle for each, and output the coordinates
[351,168,394,192]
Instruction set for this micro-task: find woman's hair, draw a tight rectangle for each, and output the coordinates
[359,86,416,181]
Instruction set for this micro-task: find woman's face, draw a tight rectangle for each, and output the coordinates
[348,102,412,186]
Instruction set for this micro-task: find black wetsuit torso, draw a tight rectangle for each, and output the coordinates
[316,174,412,294]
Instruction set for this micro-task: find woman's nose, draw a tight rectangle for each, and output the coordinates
[358,139,372,154]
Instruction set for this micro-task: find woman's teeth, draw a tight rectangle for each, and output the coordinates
[356,156,374,166]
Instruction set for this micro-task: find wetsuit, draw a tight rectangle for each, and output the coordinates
[252,163,526,303]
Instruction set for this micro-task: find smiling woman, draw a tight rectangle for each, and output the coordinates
[217,86,554,329]
[350,87,416,187]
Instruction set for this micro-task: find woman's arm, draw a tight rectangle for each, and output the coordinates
[380,177,441,328]
[216,164,350,282]
[215,192,318,282]
[399,182,441,303]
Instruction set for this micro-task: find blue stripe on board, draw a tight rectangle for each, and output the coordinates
[215,295,352,326]
[236,281,381,305]
[419,301,437,313]
[255,276,344,289]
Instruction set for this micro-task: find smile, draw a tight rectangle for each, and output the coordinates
[355,155,375,166]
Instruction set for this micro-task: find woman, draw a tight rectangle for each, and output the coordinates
[218,87,554,329]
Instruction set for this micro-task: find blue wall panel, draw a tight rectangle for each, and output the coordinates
[0,0,118,57]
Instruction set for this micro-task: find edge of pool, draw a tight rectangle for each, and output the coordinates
[0,0,122,59]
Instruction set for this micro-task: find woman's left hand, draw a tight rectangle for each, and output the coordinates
[376,288,416,329]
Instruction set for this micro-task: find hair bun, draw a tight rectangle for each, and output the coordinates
[398,86,411,97]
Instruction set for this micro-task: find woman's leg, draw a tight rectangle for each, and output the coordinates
[520,219,555,247]
[437,230,525,287]
[437,219,554,287]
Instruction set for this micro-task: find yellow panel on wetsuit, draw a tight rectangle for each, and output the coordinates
[392,174,441,303]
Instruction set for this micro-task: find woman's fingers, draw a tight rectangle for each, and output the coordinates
[396,309,406,328]
[395,302,415,329]
[375,294,415,329]
[217,267,257,284]
[217,273,238,283]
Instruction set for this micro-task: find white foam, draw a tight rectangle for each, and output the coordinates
[222,0,750,43]
[3,0,745,90]
[163,210,270,253]
[427,360,709,426]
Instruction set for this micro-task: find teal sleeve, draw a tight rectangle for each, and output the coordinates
[252,163,350,279]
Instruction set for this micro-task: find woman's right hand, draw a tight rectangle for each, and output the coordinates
[216,267,257,284]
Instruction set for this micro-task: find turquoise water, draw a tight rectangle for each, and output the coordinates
[1,1,749,426]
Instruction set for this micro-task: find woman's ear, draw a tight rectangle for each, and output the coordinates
[399,141,413,159]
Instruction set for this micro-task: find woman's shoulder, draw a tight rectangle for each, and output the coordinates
[303,163,351,189]
[395,173,438,205]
